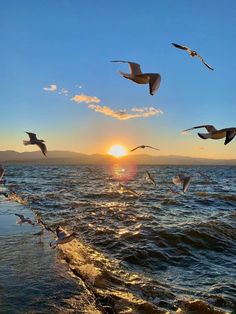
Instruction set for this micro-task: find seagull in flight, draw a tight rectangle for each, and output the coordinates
[118,183,141,197]
[183,125,236,145]
[145,170,156,186]
[23,132,47,156]
[172,43,214,71]
[15,213,35,225]
[130,145,160,152]
[50,226,77,248]
[172,174,192,193]
[111,60,161,95]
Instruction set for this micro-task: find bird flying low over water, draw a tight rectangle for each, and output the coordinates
[183,125,236,145]
[50,226,77,248]
[118,183,141,197]
[172,174,192,193]
[145,170,156,186]
[15,213,35,225]
[111,60,161,95]
[130,145,160,152]
[23,132,47,156]
[171,43,214,71]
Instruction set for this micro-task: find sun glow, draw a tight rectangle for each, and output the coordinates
[108,145,127,158]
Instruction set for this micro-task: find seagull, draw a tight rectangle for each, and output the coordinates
[118,183,141,197]
[183,125,236,145]
[172,174,192,193]
[15,213,35,225]
[111,60,161,95]
[145,170,156,186]
[0,165,4,181]
[172,43,214,71]
[23,132,47,156]
[50,226,77,248]
[130,145,160,152]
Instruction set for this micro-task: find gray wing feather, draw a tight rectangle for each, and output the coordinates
[183,125,217,132]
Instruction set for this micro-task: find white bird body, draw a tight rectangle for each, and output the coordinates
[111,61,161,95]
[50,226,77,248]
[183,125,236,145]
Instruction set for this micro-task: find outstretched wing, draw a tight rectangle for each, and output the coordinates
[15,213,24,219]
[183,176,192,193]
[111,60,142,75]
[148,74,161,95]
[183,125,217,133]
[26,132,37,141]
[37,142,47,156]
[224,129,236,145]
[0,165,4,180]
[172,43,191,51]
[130,146,141,152]
[196,54,214,71]
[146,145,160,151]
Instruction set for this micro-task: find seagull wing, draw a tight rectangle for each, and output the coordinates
[183,125,217,133]
[196,54,214,71]
[111,60,142,75]
[130,146,142,152]
[15,213,25,219]
[148,74,161,96]
[183,176,192,193]
[0,166,4,180]
[172,175,183,186]
[172,43,191,51]
[146,145,160,151]
[223,129,236,145]
[37,142,47,156]
[26,132,37,141]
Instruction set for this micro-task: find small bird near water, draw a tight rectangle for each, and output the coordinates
[172,174,192,193]
[50,226,77,248]
[15,213,35,225]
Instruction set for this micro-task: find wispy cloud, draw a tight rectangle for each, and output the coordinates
[71,93,163,120]
[71,94,100,104]
[43,84,57,92]
[88,104,163,120]
[59,88,69,96]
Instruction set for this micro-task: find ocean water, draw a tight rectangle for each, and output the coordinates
[1,164,236,313]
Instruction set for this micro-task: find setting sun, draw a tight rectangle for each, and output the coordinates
[108,145,127,158]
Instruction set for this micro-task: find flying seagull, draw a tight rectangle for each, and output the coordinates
[15,213,35,225]
[111,60,161,95]
[183,125,236,145]
[118,183,141,197]
[172,43,214,71]
[50,226,77,248]
[172,174,192,193]
[145,170,156,186]
[130,145,160,152]
[23,132,47,156]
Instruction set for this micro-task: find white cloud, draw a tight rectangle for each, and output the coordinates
[88,104,163,120]
[71,94,101,104]
[43,84,57,92]
[59,88,69,96]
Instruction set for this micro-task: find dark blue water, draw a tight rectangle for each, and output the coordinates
[2,164,236,313]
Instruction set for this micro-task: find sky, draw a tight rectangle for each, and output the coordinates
[0,0,236,159]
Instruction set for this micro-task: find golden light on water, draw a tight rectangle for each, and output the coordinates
[108,145,127,158]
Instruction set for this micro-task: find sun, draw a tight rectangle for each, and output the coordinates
[108,145,127,158]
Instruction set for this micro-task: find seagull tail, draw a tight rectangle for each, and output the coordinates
[23,140,30,145]
[119,71,131,79]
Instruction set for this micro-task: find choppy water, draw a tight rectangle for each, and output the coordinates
[1,164,236,313]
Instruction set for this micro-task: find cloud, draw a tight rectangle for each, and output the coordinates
[43,84,57,92]
[71,94,101,104]
[87,104,163,120]
[71,93,163,120]
[59,88,69,96]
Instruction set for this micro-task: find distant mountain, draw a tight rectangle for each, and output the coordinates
[0,150,236,165]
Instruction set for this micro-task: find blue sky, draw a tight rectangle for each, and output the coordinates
[0,0,236,158]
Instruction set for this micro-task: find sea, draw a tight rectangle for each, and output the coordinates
[0,164,236,314]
